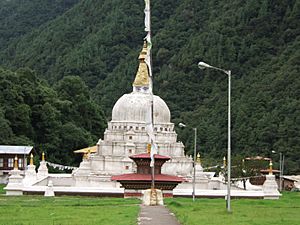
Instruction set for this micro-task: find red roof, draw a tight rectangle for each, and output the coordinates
[129,153,170,160]
[111,173,184,182]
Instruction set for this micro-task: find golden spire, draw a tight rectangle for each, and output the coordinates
[269,160,273,175]
[196,153,201,164]
[42,152,45,161]
[133,41,150,88]
[30,153,34,165]
[14,155,18,170]
[223,156,226,168]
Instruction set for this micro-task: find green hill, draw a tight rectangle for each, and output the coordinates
[0,0,299,172]
[0,0,80,51]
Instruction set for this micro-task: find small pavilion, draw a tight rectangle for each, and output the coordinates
[112,152,184,198]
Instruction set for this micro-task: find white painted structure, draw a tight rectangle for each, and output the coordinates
[72,43,193,186]
[76,91,193,178]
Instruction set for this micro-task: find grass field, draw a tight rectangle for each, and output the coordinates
[0,184,5,194]
[0,190,140,225]
[1,183,299,225]
[165,192,300,225]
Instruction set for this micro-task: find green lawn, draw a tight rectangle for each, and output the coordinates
[0,192,140,225]
[165,192,300,225]
[0,184,5,194]
[1,182,299,225]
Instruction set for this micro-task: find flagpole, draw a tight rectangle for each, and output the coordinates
[148,0,155,190]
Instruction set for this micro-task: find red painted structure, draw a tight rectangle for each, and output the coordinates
[111,153,184,198]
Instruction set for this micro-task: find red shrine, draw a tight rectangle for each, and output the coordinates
[111,153,184,198]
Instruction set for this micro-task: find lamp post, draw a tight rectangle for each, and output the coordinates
[179,122,197,201]
[280,153,285,191]
[272,150,285,191]
[198,61,232,212]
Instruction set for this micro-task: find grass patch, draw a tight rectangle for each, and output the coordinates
[0,195,140,225]
[0,184,6,194]
[165,192,300,225]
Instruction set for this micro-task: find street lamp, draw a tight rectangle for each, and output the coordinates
[198,61,232,212]
[179,122,197,201]
[272,150,285,192]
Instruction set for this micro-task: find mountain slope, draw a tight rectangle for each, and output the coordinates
[0,0,299,172]
[0,0,80,51]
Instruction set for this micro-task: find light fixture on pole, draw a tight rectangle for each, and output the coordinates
[178,122,186,128]
[179,122,197,201]
[198,61,232,212]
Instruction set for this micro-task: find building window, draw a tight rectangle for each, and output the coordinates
[142,127,145,131]
[128,149,132,154]
[125,166,129,170]
[130,126,133,129]
[135,127,139,130]
[18,158,23,168]
[160,127,163,131]
[165,128,168,131]
[0,158,3,168]
[8,158,14,168]
[129,136,132,140]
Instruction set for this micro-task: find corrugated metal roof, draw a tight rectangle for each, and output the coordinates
[0,145,33,154]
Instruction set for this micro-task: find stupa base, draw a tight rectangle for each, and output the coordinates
[142,188,164,206]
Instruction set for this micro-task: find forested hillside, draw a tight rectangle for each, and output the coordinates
[0,67,106,165]
[0,0,299,173]
[0,0,80,51]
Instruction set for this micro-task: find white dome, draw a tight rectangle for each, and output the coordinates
[112,92,171,123]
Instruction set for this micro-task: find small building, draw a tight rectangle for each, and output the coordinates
[0,145,33,183]
[281,176,299,191]
[112,153,184,198]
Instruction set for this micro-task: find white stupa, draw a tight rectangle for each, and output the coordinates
[73,42,193,186]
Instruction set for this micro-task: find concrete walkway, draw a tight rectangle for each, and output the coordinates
[138,205,181,225]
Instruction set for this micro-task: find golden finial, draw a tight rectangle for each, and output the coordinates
[133,41,150,88]
[147,143,151,154]
[223,156,226,168]
[138,41,148,60]
[30,153,34,165]
[196,153,201,163]
[42,152,45,161]
[14,155,18,170]
[269,160,273,175]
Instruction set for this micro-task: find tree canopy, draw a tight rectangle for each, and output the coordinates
[0,67,106,165]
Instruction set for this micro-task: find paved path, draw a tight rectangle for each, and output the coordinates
[138,205,181,225]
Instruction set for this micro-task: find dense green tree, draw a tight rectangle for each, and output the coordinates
[0,0,80,51]
[0,67,106,166]
[0,107,13,144]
